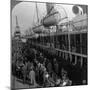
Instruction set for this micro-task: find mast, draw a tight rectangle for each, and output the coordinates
[16,16,19,27]
[14,16,21,38]
[36,3,39,25]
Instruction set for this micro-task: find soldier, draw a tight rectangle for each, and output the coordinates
[61,68,72,86]
[22,61,27,84]
[29,66,36,86]
[47,61,53,76]
[53,58,59,75]
[39,53,44,64]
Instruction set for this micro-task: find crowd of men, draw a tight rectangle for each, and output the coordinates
[12,43,72,88]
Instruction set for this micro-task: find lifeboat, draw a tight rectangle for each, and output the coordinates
[42,3,60,27]
[42,11,60,27]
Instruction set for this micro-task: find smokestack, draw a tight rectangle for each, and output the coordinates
[72,5,88,15]
[72,5,83,15]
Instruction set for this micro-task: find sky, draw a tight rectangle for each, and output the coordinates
[12,1,75,36]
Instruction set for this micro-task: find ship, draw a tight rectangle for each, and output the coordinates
[28,4,88,85]
[11,1,88,86]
